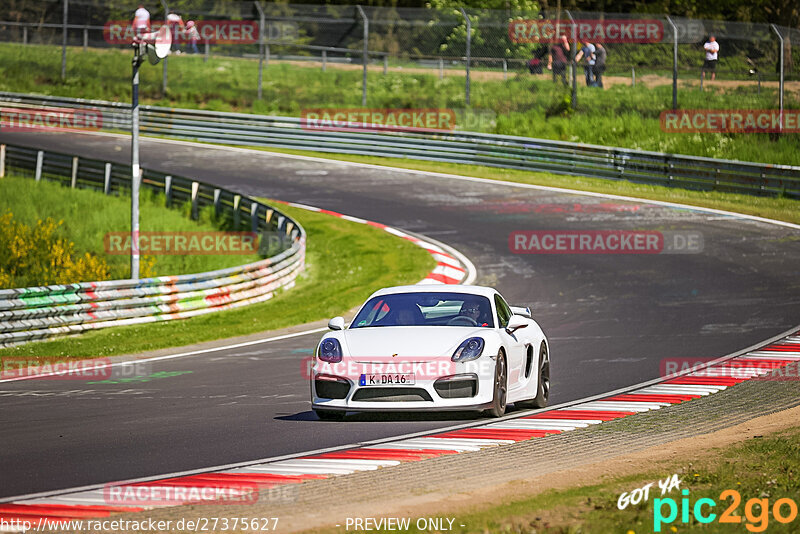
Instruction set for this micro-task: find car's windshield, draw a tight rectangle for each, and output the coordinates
[351,292,494,328]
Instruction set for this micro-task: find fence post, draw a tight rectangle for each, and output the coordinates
[438,57,444,80]
[35,151,44,181]
[255,1,265,100]
[265,44,270,67]
[771,24,785,133]
[632,66,635,87]
[383,55,388,75]
[322,49,327,71]
[160,0,169,95]
[502,59,507,80]
[104,163,112,194]
[191,181,199,220]
[61,0,68,80]
[204,41,209,63]
[70,156,78,188]
[356,5,368,106]
[666,16,678,110]
[460,7,471,106]
[757,72,761,95]
[566,10,577,108]
[164,175,172,206]
[23,26,28,45]
[0,144,4,178]
[83,27,88,51]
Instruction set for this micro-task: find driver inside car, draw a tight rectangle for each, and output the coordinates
[458,300,490,327]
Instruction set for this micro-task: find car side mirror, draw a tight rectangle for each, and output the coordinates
[506,315,528,334]
[328,317,345,331]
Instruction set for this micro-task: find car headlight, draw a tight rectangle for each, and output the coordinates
[318,338,343,363]
[452,337,485,362]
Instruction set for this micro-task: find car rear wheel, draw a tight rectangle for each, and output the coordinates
[314,409,346,421]
[485,351,507,417]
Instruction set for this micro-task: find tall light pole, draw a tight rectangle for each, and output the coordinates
[131,27,170,279]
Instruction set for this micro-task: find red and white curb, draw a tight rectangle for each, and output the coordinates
[1,329,797,526]
[277,202,476,286]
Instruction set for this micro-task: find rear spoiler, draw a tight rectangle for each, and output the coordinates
[510,306,532,318]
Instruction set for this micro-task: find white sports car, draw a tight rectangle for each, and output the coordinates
[311,285,550,420]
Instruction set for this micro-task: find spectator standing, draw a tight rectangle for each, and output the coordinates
[166,11,184,53]
[547,35,570,86]
[528,46,547,74]
[185,21,200,54]
[132,4,150,37]
[592,43,607,88]
[574,41,596,86]
[702,36,719,82]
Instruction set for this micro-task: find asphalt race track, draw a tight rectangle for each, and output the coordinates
[1,130,799,499]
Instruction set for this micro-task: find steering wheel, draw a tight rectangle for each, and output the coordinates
[447,316,478,326]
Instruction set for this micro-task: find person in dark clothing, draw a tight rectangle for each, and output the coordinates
[592,43,607,88]
[527,46,547,74]
[547,35,570,86]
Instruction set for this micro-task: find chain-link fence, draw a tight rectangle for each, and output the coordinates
[0,1,798,142]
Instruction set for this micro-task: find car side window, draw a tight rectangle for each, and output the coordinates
[494,294,511,329]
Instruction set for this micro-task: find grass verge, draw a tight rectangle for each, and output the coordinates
[249,146,800,226]
[0,202,435,359]
[303,424,800,533]
[1,43,798,166]
[0,174,262,285]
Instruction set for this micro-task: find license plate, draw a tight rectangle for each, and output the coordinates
[359,373,415,386]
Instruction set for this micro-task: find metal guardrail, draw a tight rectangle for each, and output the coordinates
[0,142,306,347]
[1,91,799,200]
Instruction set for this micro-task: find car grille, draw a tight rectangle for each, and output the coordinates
[314,377,350,399]
[352,388,433,402]
[434,374,478,399]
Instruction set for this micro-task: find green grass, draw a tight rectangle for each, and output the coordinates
[0,201,435,359]
[0,174,261,285]
[302,425,800,533]
[247,147,800,226]
[1,43,799,166]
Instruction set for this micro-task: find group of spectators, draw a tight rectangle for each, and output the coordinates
[528,34,721,88]
[528,36,607,88]
[132,4,201,54]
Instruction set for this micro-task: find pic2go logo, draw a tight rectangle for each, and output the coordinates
[654,489,799,532]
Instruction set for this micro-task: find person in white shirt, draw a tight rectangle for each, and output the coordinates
[702,36,719,82]
[132,4,150,36]
[166,12,185,53]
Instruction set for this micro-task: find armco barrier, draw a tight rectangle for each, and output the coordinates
[1,91,799,199]
[0,143,305,347]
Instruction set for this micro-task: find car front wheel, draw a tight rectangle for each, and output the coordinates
[485,351,507,417]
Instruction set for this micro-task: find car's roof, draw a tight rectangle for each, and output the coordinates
[369,285,499,299]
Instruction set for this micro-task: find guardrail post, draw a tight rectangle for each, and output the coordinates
[83,27,88,51]
[164,175,173,206]
[104,163,112,194]
[35,151,44,181]
[190,181,199,220]
[265,208,274,224]
[0,145,5,178]
[250,202,259,232]
[439,57,443,80]
[322,49,327,72]
[70,156,78,188]
[460,7,471,106]
[233,194,241,228]
[356,5,368,106]
[23,27,28,45]
[502,59,507,81]
[213,188,221,214]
